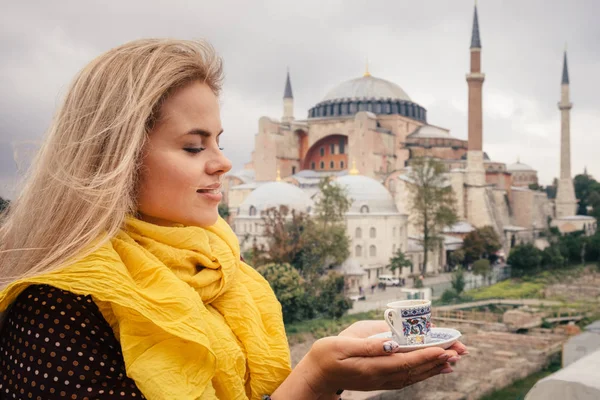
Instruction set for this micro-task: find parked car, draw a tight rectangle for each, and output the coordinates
[378,275,400,287]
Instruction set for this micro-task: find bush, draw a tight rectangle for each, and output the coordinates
[441,289,459,304]
[541,246,565,268]
[508,244,543,277]
[257,263,307,324]
[473,259,491,278]
[451,267,466,295]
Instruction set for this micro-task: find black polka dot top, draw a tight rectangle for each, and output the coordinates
[0,285,145,399]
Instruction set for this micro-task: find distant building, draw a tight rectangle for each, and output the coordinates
[224,5,591,291]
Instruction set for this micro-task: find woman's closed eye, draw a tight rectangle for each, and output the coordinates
[183,146,225,154]
[184,147,205,154]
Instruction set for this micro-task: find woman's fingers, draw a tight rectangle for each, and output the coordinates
[387,362,454,389]
[448,341,468,355]
[372,346,453,374]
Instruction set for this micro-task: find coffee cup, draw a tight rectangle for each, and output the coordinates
[384,299,432,345]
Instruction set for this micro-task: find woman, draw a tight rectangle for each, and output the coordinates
[0,39,465,399]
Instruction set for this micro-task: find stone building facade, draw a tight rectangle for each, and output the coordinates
[223,4,587,289]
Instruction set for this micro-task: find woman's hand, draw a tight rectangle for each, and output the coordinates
[338,320,468,356]
[272,334,462,399]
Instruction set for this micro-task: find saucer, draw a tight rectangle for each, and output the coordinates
[369,327,461,353]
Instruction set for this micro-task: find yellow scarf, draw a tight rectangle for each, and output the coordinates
[0,216,291,399]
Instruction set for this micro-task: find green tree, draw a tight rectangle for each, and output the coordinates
[541,245,565,268]
[314,178,351,226]
[387,249,412,274]
[218,203,230,219]
[545,178,558,199]
[308,273,352,319]
[449,248,466,268]
[298,221,349,277]
[557,232,584,264]
[508,244,543,277]
[295,178,351,278]
[407,157,458,275]
[256,263,307,323]
[0,197,9,214]
[574,172,600,216]
[260,206,309,267]
[450,267,466,295]
[462,226,502,264]
[472,259,491,284]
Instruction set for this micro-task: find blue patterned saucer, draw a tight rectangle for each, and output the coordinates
[369,327,461,353]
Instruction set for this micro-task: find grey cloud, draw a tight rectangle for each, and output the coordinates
[1,0,599,197]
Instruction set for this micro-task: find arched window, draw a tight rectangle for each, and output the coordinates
[249,206,257,216]
[330,161,334,169]
[369,245,376,257]
[320,147,325,157]
[349,102,357,114]
[355,227,362,239]
[320,161,325,169]
[355,245,362,257]
[311,161,316,170]
[340,160,345,169]
[370,227,376,238]
[360,205,369,214]
[330,144,335,154]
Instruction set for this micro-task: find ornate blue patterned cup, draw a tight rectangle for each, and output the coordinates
[384,300,432,345]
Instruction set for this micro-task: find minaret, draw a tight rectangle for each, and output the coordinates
[465,3,486,186]
[282,69,294,123]
[555,50,578,217]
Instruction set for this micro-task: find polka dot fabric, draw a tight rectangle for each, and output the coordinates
[0,285,145,399]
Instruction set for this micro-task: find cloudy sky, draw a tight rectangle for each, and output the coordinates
[1,0,598,198]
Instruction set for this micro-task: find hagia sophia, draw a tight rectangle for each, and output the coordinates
[223,5,596,292]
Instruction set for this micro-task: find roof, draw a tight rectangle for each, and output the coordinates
[226,169,256,184]
[230,182,262,190]
[335,258,366,276]
[284,70,293,98]
[444,221,475,234]
[407,125,457,140]
[470,5,482,49]
[557,215,596,221]
[562,51,570,85]
[238,181,313,216]
[321,75,411,102]
[507,161,536,172]
[503,225,526,232]
[407,237,424,252]
[333,174,399,214]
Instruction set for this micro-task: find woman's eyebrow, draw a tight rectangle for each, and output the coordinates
[185,128,224,138]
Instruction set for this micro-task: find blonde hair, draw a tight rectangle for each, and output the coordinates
[0,39,223,287]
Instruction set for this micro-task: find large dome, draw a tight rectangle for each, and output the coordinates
[507,161,535,172]
[334,175,398,214]
[238,181,313,217]
[322,75,411,102]
[308,74,426,122]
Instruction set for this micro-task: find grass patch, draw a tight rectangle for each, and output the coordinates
[467,279,545,300]
[285,309,381,344]
[480,355,561,400]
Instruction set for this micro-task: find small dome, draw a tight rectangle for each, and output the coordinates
[333,175,398,214]
[322,75,411,102]
[507,161,535,172]
[238,181,313,216]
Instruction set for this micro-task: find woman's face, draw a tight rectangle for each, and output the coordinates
[137,81,232,227]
